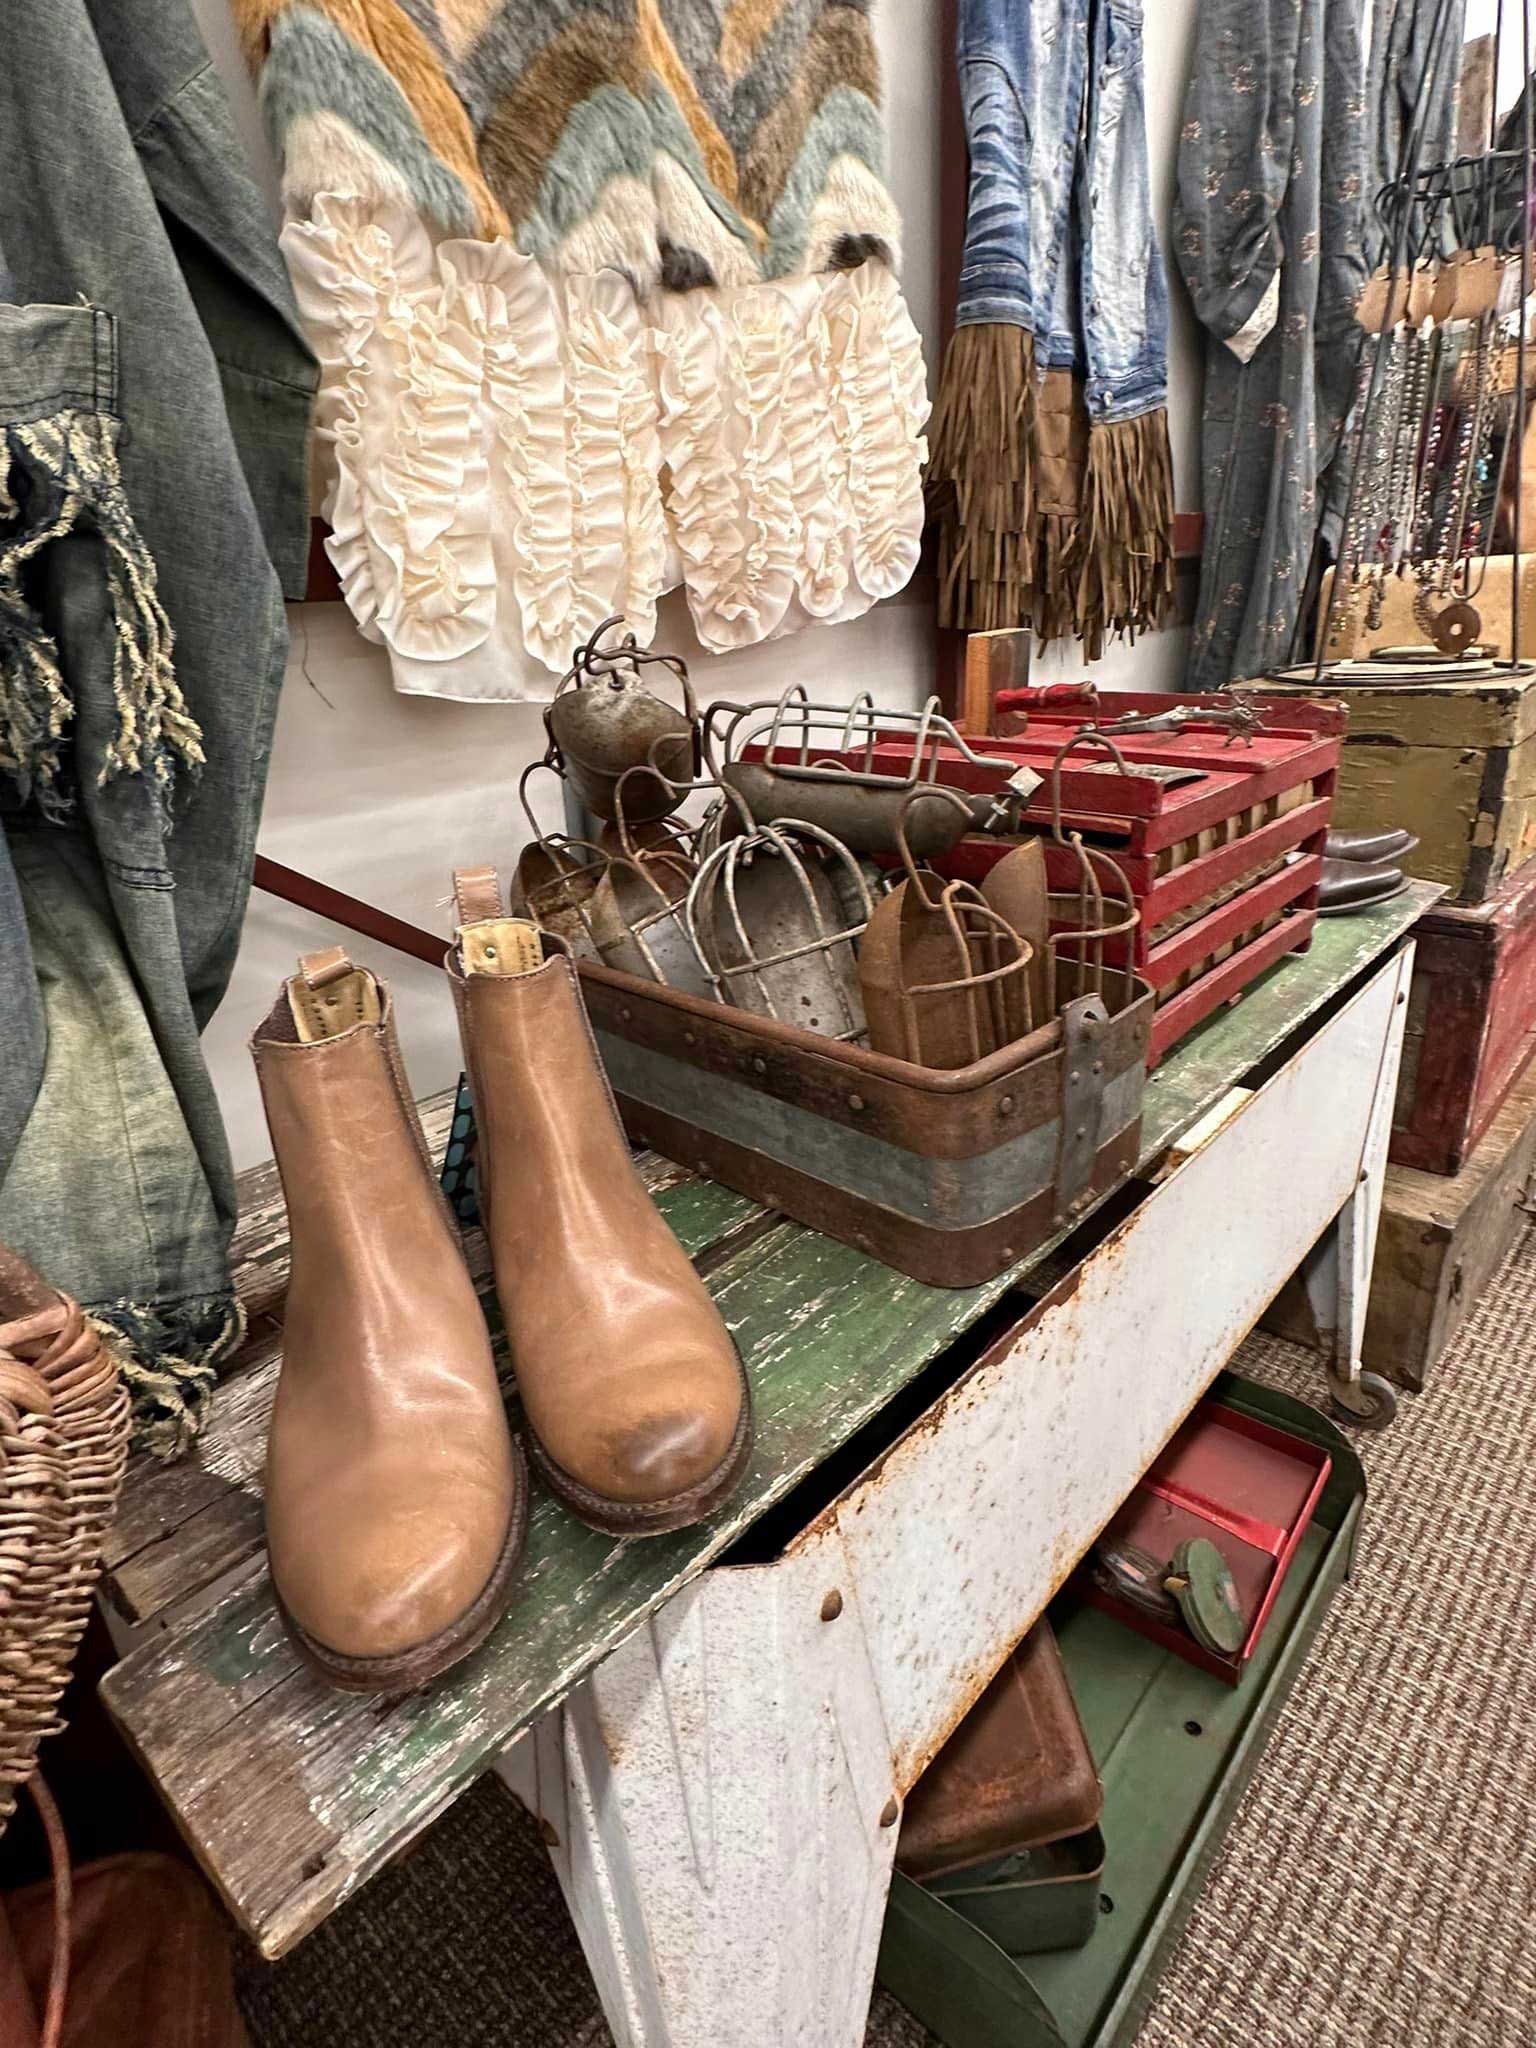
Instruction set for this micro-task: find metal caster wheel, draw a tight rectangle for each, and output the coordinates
[1329,1370,1398,1431]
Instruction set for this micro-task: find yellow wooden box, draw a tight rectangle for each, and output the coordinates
[1260,668,1536,904]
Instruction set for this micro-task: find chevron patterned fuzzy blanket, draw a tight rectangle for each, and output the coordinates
[236,0,926,691]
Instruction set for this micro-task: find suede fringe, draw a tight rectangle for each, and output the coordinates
[929,320,1175,657]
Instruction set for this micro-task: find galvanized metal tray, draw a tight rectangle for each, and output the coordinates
[576,957,1154,1288]
[875,1376,1366,2048]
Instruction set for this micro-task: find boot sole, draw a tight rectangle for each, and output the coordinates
[526,1351,755,1538]
[276,1443,531,1695]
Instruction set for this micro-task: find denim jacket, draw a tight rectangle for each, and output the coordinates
[955,0,1169,423]
[0,0,315,1451]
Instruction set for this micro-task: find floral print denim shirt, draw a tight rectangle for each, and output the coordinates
[1175,0,1369,688]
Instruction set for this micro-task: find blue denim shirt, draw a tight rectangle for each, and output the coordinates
[954,0,1169,423]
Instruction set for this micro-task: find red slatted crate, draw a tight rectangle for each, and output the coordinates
[764,693,1345,1066]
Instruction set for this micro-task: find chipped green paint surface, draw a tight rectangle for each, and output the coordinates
[98,890,1432,1959]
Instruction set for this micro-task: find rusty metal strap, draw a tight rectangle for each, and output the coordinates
[1053,996,1111,1224]
[252,857,445,969]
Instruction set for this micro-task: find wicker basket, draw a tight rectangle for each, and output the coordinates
[0,1247,130,1836]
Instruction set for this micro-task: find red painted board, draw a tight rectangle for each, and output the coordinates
[1390,854,1536,1174]
[941,797,1332,929]
[1148,913,1317,1066]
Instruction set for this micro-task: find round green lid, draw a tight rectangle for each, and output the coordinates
[1165,1537,1245,1655]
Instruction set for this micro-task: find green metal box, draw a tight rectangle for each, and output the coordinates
[926,1826,1107,1957]
[876,1377,1366,2048]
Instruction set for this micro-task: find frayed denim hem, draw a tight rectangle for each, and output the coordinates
[89,1289,246,1460]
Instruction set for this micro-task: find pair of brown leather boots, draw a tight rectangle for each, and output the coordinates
[250,868,752,1692]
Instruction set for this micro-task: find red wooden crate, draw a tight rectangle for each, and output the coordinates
[1391,855,1536,1174]
[918,695,1339,1065]
[748,693,1341,1067]
[852,693,1344,856]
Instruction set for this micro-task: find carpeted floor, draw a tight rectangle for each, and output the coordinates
[235,1219,1536,2048]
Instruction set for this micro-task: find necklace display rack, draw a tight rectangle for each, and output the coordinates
[1273,0,1536,693]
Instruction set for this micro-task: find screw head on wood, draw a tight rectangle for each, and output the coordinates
[878,1798,900,1829]
[820,1590,844,1622]
[849,1093,866,1112]
[620,1007,632,1024]
[998,1095,1014,1115]
[753,1056,767,1074]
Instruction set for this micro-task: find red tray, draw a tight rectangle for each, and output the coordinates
[1082,1399,1332,1684]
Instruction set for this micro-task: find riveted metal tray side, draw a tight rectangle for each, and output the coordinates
[579,961,1152,1284]
[578,960,1152,1160]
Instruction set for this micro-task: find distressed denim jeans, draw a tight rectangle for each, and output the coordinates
[954,0,1168,422]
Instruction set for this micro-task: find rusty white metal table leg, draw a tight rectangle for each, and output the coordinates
[501,945,1415,2048]
[1295,947,1412,1431]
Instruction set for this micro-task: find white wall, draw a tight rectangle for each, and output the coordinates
[191,0,1203,1167]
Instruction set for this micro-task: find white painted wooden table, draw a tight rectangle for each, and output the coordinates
[499,933,1416,2047]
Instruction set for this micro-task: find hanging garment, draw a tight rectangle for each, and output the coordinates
[927,0,1174,658]
[1175,0,1369,689]
[238,0,930,696]
[1368,0,1468,266]
[0,0,316,1454]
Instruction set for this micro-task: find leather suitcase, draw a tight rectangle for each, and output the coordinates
[1391,855,1536,1175]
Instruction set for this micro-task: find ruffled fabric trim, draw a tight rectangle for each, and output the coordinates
[281,196,929,685]
[284,195,495,662]
[651,266,930,654]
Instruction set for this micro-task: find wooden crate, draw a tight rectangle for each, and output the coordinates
[866,693,1341,1065]
[1268,1055,1536,1391]
[1261,669,1536,905]
[1391,854,1536,1174]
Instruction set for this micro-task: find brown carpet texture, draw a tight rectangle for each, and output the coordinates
[234,1220,1536,2048]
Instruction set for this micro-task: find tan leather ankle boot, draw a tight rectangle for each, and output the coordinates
[252,947,527,1691]
[447,867,753,1536]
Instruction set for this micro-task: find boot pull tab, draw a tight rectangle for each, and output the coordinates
[300,945,355,990]
[289,947,380,1041]
[453,866,503,927]
[452,865,545,977]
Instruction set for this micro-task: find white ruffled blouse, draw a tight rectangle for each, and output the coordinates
[282,196,930,701]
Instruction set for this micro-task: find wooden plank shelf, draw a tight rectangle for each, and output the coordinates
[98,887,1435,1960]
